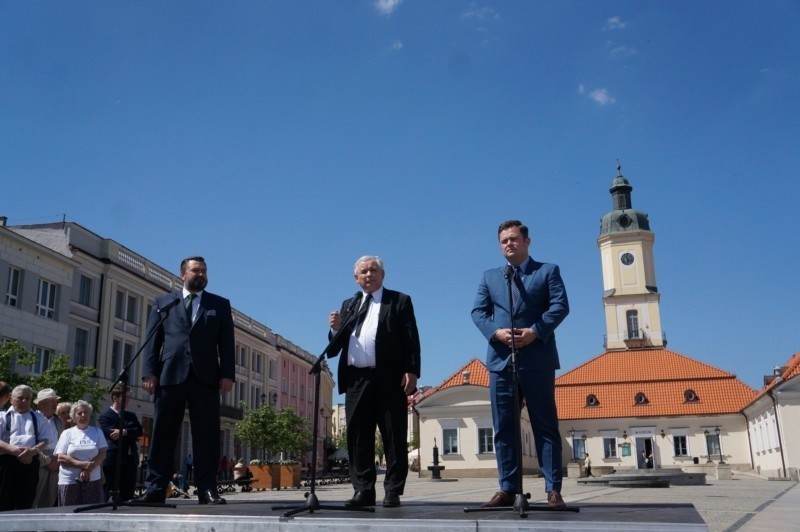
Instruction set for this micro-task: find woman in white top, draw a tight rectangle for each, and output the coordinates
[54,400,108,506]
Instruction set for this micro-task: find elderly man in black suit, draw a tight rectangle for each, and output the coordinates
[99,383,143,503]
[138,256,235,505]
[328,256,421,508]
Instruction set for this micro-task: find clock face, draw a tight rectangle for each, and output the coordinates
[621,252,635,266]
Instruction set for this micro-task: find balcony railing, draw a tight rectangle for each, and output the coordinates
[220,404,244,421]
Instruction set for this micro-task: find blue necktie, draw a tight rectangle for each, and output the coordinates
[511,267,522,311]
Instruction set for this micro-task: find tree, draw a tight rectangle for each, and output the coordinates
[0,340,35,384]
[409,430,420,450]
[234,403,278,460]
[375,430,385,465]
[333,427,347,452]
[273,407,312,460]
[29,354,107,413]
[0,341,105,412]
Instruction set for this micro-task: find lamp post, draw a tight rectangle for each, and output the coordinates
[581,432,587,459]
[569,427,577,462]
[260,393,267,461]
[715,427,725,464]
[704,429,712,463]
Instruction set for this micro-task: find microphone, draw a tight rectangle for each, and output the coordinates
[157,297,181,313]
[346,291,363,314]
[503,264,514,280]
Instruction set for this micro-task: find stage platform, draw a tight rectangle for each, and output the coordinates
[3,498,706,531]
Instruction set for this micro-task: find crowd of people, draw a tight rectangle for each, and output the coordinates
[0,382,144,510]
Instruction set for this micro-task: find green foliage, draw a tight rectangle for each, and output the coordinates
[28,354,107,414]
[409,430,420,450]
[333,427,347,452]
[235,402,278,456]
[0,340,35,384]
[235,404,312,460]
[0,342,104,412]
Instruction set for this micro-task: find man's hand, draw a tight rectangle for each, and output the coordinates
[109,429,121,441]
[219,378,233,395]
[494,327,538,348]
[142,376,158,395]
[329,310,341,332]
[402,373,417,395]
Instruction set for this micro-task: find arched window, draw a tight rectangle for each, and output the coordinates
[635,392,649,405]
[586,394,600,407]
[684,389,699,402]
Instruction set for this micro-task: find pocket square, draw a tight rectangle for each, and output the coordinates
[207,310,216,317]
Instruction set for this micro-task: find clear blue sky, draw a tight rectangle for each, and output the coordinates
[2,1,798,397]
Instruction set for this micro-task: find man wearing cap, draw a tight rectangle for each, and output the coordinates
[33,388,63,508]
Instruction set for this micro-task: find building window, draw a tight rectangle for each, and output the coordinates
[634,392,649,405]
[586,394,600,407]
[74,328,89,367]
[442,428,459,455]
[78,275,93,306]
[32,346,53,374]
[268,359,277,380]
[112,339,137,382]
[684,389,699,402]
[705,432,721,458]
[674,435,688,456]
[477,427,494,454]
[281,377,287,393]
[114,290,139,324]
[603,437,617,459]
[254,352,262,373]
[37,279,58,318]
[626,310,639,339]
[5,267,21,307]
[238,345,248,368]
[572,436,586,460]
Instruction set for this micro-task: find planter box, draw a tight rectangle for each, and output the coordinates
[277,464,301,489]
[250,464,279,490]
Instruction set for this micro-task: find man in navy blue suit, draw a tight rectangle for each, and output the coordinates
[138,256,235,505]
[472,220,569,509]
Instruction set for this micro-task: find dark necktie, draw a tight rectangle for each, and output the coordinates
[185,293,195,323]
[511,267,522,310]
[353,294,373,337]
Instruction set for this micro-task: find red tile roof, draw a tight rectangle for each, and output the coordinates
[556,348,757,420]
[430,349,759,421]
[436,358,490,391]
[747,352,800,405]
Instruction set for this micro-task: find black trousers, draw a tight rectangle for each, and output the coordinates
[344,367,408,495]
[146,370,220,494]
[0,454,39,510]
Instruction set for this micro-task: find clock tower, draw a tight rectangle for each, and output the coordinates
[597,163,665,350]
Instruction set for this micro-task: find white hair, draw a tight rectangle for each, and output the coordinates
[353,255,384,273]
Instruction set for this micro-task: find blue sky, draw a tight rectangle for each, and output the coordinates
[2,1,798,398]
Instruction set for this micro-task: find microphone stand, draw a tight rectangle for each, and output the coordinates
[465,267,578,517]
[75,302,178,512]
[273,294,374,517]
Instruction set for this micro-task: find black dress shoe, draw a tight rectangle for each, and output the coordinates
[382,491,401,508]
[198,489,226,505]
[345,490,376,507]
[129,490,166,504]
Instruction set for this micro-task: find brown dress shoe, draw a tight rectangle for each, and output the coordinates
[547,491,566,509]
[481,490,515,508]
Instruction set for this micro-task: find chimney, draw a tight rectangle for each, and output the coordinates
[462,370,471,384]
[0,216,7,227]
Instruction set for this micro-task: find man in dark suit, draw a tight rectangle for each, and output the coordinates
[139,256,235,505]
[472,220,569,509]
[99,384,143,503]
[327,256,421,508]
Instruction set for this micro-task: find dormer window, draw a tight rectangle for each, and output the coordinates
[634,392,649,405]
[586,394,600,407]
[684,389,699,403]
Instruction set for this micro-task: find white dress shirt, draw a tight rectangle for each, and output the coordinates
[347,287,383,368]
